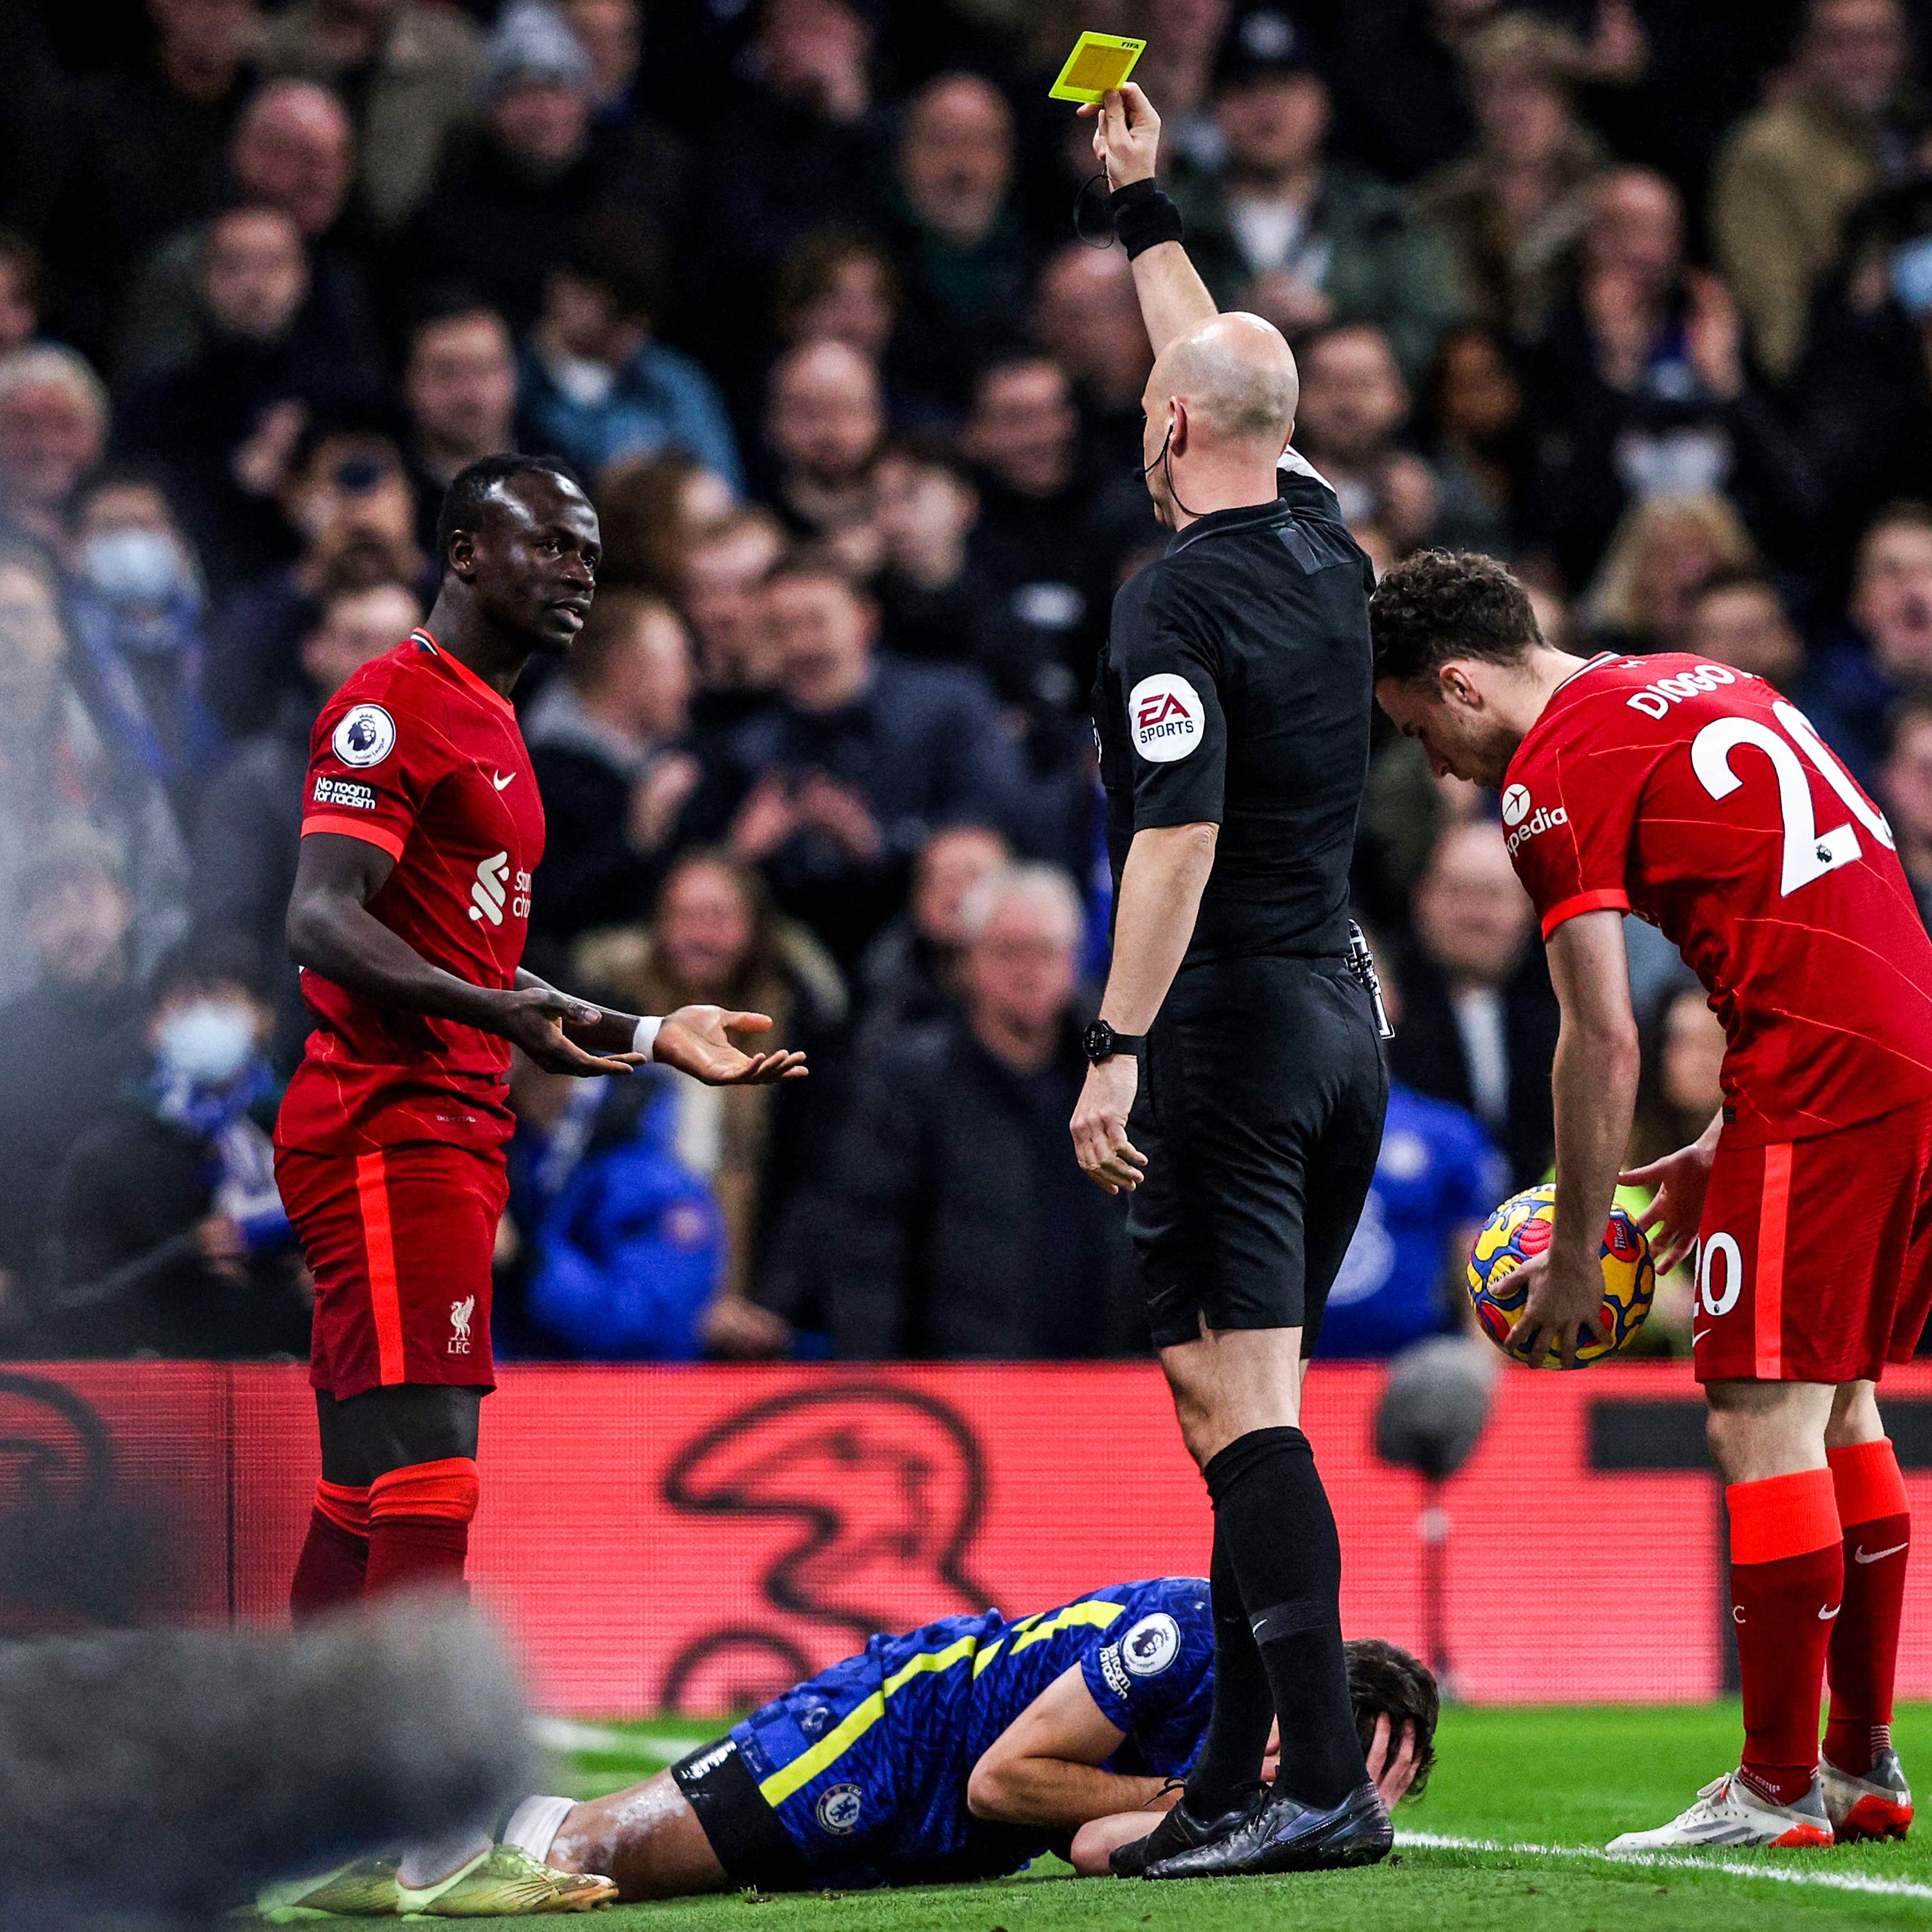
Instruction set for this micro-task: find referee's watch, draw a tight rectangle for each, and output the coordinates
[1083,1019,1146,1066]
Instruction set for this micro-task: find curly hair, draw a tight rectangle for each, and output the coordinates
[1369,549,1542,685]
[1345,1637,1440,1801]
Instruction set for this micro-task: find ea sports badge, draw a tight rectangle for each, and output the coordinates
[1128,674,1202,762]
[332,703,397,768]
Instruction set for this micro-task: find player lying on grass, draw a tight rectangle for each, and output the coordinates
[488,1580,1434,1900]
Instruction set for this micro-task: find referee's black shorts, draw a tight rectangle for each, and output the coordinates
[1126,953,1387,1354]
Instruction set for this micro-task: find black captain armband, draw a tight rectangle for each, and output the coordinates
[1109,179,1185,260]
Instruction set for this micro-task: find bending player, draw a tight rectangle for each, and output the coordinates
[270,454,805,1917]
[1373,551,1932,1850]
[491,1581,1434,1900]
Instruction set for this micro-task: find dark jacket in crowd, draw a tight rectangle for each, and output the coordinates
[1389,945,1562,1192]
[42,1090,310,1360]
[0,978,149,1294]
[191,696,312,1071]
[694,656,1029,963]
[820,1011,1138,1360]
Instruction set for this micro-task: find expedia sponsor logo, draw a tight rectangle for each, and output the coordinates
[1624,662,1738,719]
[313,775,378,811]
[1501,783,1531,828]
[1505,802,1569,857]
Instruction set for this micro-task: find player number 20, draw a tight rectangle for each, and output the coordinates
[1690,701,1894,897]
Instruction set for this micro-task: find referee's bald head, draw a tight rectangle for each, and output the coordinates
[1150,312,1299,450]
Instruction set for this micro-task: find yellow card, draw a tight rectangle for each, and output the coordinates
[1048,32,1146,103]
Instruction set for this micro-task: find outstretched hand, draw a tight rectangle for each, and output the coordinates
[1078,82,1161,188]
[1620,1136,1716,1276]
[491,985,649,1077]
[655,1007,809,1086]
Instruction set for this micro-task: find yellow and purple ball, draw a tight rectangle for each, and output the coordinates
[1464,1182,1655,1369]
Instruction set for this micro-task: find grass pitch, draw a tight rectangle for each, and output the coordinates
[506,1704,1932,1930]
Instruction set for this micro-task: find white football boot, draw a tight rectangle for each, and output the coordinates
[1823,1748,1913,1842]
[1607,1772,1834,1852]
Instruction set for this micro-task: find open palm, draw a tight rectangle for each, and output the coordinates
[654,1007,809,1086]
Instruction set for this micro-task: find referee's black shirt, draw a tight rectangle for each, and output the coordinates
[1094,459,1375,963]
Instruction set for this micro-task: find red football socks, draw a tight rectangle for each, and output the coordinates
[1824,1439,1911,1779]
[290,1481,370,1620]
[365,1456,480,1598]
[1728,1467,1844,1808]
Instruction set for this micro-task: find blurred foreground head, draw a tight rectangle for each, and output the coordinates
[0,1600,533,1927]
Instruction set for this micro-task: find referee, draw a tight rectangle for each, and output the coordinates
[1068,84,1392,1879]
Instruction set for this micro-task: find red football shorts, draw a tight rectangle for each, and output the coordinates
[1692,1099,1932,1385]
[276,1141,508,1399]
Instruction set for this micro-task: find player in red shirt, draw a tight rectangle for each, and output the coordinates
[1371,550,1932,1853]
[269,455,804,1915]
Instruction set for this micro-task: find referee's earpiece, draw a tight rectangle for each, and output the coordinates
[1132,421,1174,479]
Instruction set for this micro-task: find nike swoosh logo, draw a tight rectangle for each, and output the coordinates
[1692,1329,1712,1345]
[1819,1605,1841,1620]
[492,771,515,791]
[1855,1543,1909,1564]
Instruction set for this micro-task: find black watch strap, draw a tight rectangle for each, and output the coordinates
[1084,1020,1147,1065]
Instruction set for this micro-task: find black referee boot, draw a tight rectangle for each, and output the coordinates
[1110,1788,1267,1877]
[1140,1780,1393,1879]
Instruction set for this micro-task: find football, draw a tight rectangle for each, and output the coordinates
[1465,1183,1655,1369]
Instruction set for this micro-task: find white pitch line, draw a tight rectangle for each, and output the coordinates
[529,1718,709,1759]
[1399,1831,1932,1902]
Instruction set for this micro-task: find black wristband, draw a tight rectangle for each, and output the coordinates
[1109,178,1184,260]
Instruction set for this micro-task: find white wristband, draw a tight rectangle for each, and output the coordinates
[632,1015,662,1061]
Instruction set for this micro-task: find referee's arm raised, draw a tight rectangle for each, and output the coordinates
[1081,84,1217,354]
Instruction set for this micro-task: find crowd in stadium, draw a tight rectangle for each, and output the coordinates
[0,0,1927,1365]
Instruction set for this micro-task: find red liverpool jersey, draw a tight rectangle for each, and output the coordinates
[276,629,545,1155]
[1503,652,1932,1147]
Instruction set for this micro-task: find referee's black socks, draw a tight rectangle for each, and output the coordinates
[1180,1522,1275,1814]
[1203,1425,1368,1810]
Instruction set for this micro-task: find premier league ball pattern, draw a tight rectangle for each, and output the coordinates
[1465,1182,1655,1370]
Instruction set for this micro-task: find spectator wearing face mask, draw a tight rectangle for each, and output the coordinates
[193,574,421,1069]
[42,934,310,1360]
[202,427,430,737]
[1806,500,1932,785]
[0,822,150,1335]
[571,849,846,1329]
[519,221,742,491]
[818,863,1137,1360]
[112,202,388,585]
[115,80,383,392]
[1712,0,1931,385]
[1390,819,1560,1190]
[525,589,703,942]
[64,473,224,815]
[0,547,188,1010]
[0,345,109,554]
